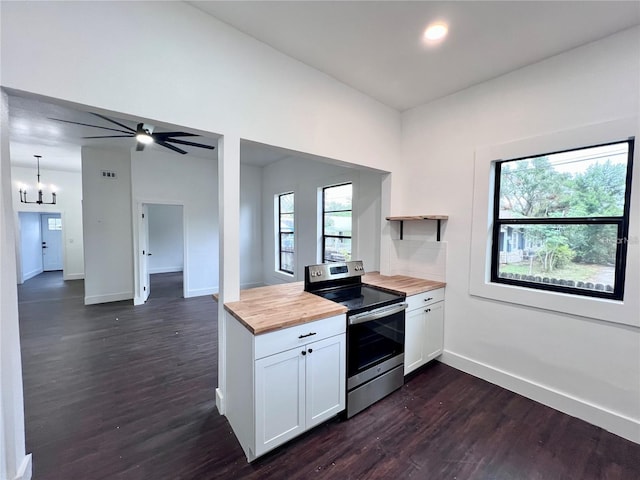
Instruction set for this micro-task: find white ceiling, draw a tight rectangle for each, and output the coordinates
[190,0,640,111]
[8,95,220,173]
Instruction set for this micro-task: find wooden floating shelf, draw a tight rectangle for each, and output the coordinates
[386,215,448,241]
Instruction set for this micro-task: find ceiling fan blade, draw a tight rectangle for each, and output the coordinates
[136,142,146,152]
[90,113,136,132]
[163,138,216,149]
[156,140,188,155]
[82,134,134,139]
[153,131,199,139]
[49,117,133,135]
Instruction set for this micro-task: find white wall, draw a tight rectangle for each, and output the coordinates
[147,204,184,274]
[0,91,31,480]
[12,166,84,280]
[131,149,217,299]
[240,164,264,290]
[0,1,400,173]
[397,27,640,442]
[261,156,383,285]
[130,150,263,297]
[82,146,134,305]
[17,212,42,282]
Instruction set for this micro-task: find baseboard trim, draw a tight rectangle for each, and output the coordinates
[185,287,217,298]
[216,388,225,415]
[22,268,43,283]
[240,282,263,290]
[84,291,133,305]
[149,267,183,274]
[63,273,84,281]
[439,351,640,444]
[14,454,32,480]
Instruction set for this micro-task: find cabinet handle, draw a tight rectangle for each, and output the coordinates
[425,308,431,313]
[424,297,433,302]
[301,350,307,356]
[308,348,313,354]
[298,332,317,339]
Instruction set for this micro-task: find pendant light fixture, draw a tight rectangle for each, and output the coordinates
[19,155,57,205]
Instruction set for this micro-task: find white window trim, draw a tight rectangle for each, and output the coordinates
[274,192,295,277]
[469,117,639,327]
[321,182,354,263]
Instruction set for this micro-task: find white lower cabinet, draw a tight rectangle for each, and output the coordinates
[404,289,445,375]
[225,313,346,461]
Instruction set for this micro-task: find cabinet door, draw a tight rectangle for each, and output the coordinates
[255,347,305,456]
[305,334,346,428]
[424,301,444,361]
[404,307,426,375]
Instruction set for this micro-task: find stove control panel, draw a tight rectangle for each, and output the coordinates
[305,260,365,284]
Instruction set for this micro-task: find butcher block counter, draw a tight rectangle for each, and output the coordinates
[219,282,347,335]
[362,272,446,296]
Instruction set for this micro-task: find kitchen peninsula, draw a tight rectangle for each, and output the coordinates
[218,272,445,461]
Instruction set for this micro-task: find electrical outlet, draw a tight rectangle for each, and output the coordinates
[100,170,117,179]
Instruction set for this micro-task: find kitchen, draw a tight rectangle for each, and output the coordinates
[221,259,446,461]
[2,2,639,480]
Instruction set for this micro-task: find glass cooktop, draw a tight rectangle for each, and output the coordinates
[313,285,404,314]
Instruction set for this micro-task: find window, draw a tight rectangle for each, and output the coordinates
[322,183,352,262]
[491,139,634,300]
[278,192,295,274]
[47,217,62,231]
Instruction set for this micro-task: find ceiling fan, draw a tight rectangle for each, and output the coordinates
[49,113,215,155]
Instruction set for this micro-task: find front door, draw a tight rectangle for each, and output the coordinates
[40,213,63,271]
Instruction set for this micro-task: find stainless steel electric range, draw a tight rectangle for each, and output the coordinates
[304,260,407,418]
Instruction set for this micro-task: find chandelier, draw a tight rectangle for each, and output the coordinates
[19,155,57,205]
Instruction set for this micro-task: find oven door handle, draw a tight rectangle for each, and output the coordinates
[349,303,408,325]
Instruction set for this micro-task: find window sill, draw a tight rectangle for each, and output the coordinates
[469,279,638,328]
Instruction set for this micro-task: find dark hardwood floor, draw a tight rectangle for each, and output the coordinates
[149,272,184,300]
[18,272,640,479]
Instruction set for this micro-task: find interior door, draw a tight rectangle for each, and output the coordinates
[40,213,63,271]
[140,204,151,302]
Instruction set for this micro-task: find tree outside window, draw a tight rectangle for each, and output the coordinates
[492,140,634,299]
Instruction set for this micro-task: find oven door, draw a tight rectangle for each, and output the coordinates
[347,302,407,380]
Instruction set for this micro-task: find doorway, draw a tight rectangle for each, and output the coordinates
[137,203,185,304]
[18,212,64,283]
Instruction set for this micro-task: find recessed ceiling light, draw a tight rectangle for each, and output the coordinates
[424,23,448,42]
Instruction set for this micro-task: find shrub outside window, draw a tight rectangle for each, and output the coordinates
[491,139,634,300]
[322,183,352,263]
[278,192,294,274]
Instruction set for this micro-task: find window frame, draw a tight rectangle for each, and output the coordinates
[322,182,353,263]
[490,139,635,301]
[277,192,295,275]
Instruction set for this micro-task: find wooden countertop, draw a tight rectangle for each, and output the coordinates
[219,282,347,335]
[362,272,446,296]
[217,273,444,335]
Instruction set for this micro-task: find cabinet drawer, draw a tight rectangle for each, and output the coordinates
[406,288,445,311]
[255,314,346,359]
